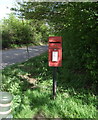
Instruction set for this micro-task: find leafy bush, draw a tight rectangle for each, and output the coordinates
[59,2,98,92]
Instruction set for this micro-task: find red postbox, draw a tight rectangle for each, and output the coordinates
[48,36,62,67]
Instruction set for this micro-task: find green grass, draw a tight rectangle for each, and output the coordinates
[1,52,97,118]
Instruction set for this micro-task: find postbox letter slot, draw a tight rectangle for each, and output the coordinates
[49,42,61,43]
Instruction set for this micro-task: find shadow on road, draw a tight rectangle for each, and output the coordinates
[0,45,48,69]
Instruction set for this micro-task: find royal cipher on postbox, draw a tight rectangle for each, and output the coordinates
[48,36,62,67]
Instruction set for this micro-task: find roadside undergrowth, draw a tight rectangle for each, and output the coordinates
[1,52,97,118]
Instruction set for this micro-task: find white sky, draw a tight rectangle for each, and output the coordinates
[0,0,30,20]
[0,0,16,20]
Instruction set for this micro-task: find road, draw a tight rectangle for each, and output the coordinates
[0,45,48,69]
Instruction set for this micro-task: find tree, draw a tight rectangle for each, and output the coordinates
[11,1,98,90]
[2,13,51,49]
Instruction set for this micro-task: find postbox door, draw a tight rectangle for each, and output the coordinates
[49,48,62,67]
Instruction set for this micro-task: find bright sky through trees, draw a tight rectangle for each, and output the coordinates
[0,0,97,20]
[0,0,15,19]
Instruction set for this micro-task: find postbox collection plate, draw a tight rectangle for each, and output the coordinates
[52,51,58,62]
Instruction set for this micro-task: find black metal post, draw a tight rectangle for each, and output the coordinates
[53,67,57,99]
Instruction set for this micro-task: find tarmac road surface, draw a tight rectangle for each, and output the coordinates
[0,45,48,69]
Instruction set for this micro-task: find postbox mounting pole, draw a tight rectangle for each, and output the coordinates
[53,67,57,99]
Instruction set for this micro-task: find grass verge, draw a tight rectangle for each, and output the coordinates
[1,52,97,118]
